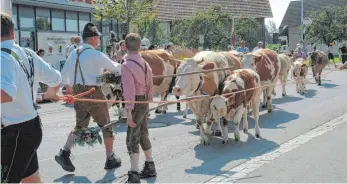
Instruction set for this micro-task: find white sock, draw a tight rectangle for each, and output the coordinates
[130,153,140,172]
[144,149,153,162]
[63,133,77,151]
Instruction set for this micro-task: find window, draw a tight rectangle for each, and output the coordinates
[102,19,111,34]
[36,8,51,30]
[66,11,78,32]
[12,4,18,29]
[52,9,65,31]
[19,6,35,30]
[79,12,90,33]
[20,31,35,50]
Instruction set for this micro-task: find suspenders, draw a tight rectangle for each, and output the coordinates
[123,59,148,94]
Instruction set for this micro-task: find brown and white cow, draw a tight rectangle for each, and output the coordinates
[140,49,181,114]
[309,50,329,85]
[241,49,280,113]
[273,53,291,96]
[210,69,261,143]
[291,58,308,94]
[172,51,241,145]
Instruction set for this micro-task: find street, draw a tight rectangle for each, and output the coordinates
[37,66,347,183]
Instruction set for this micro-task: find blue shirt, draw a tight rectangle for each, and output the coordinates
[236,47,249,53]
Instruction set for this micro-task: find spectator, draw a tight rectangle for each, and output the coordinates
[236,40,249,53]
[253,41,264,52]
[36,49,45,57]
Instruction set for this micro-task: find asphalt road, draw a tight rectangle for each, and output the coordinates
[36,66,347,183]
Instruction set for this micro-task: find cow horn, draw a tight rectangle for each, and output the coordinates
[196,58,204,64]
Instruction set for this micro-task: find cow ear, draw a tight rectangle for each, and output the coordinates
[202,62,215,70]
[253,54,262,63]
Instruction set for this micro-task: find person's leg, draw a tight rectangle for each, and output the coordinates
[21,170,42,183]
[90,88,121,169]
[55,101,90,172]
[139,103,156,178]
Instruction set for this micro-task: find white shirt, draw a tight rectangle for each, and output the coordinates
[1,40,62,126]
[61,43,121,86]
[306,45,313,53]
[66,44,79,59]
[253,47,263,52]
[65,44,72,58]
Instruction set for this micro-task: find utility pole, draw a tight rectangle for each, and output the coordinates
[126,0,130,34]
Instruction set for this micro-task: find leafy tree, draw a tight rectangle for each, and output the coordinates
[266,44,281,53]
[94,0,157,33]
[137,19,164,45]
[266,20,277,33]
[169,6,259,50]
[305,4,347,45]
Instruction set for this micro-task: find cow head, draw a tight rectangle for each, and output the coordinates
[241,53,262,72]
[172,58,204,96]
[210,95,228,120]
[292,59,307,94]
[310,51,320,66]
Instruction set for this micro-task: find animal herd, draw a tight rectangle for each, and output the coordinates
[101,47,329,145]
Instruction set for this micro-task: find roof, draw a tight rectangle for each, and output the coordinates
[154,0,273,22]
[279,0,347,28]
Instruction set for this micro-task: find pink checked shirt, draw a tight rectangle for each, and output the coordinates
[122,53,154,110]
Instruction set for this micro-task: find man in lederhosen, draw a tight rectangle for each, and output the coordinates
[1,13,62,183]
[56,23,122,172]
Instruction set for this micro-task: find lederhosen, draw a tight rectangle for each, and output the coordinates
[71,48,113,138]
[124,59,152,154]
[1,48,42,183]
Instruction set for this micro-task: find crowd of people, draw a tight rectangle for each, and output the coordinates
[1,12,156,183]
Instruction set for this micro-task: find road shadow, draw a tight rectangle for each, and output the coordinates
[319,83,339,89]
[184,132,279,176]
[272,95,304,105]
[246,109,299,130]
[53,174,92,183]
[303,89,317,98]
[95,169,117,183]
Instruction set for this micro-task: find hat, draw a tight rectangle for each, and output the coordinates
[82,23,101,39]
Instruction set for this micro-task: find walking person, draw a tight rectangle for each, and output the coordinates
[327,43,336,67]
[338,43,347,67]
[1,12,62,183]
[115,40,127,63]
[122,33,157,183]
[66,36,75,59]
[56,22,122,172]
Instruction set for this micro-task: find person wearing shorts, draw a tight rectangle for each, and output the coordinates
[1,12,62,183]
[122,33,157,183]
[56,22,122,172]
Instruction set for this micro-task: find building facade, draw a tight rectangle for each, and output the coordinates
[3,0,125,69]
[279,0,347,53]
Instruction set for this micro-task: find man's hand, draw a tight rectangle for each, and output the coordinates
[127,110,136,128]
[45,85,60,102]
[65,84,73,95]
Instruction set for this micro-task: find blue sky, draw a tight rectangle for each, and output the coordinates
[265,0,293,28]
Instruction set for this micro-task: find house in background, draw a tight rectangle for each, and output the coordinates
[279,0,347,54]
[130,0,273,48]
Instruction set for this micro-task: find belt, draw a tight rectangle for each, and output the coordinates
[135,95,148,101]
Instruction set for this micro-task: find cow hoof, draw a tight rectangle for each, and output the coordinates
[201,139,210,145]
[196,124,200,129]
[282,93,286,97]
[222,140,228,144]
[214,130,222,137]
[155,109,162,114]
[183,115,187,119]
[255,133,260,138]
[318,83,321,86]
[261,104,267,108]
[234,136,240,142]
[163,110,167,114]
[268,109,272,113]
[243,128,248,133]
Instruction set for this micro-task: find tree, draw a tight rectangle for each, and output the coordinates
[94,0,157,33]
[137,19,164,45]
[305,4,347,45]
[266,20,277,33]
[233,15,260,49]
[169,5,259,51]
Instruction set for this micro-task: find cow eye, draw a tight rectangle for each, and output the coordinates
[214,105,217,110]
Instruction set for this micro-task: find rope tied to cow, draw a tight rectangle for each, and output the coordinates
[59,69,340,109]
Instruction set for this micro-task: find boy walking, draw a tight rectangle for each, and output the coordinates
[121,33,157,183]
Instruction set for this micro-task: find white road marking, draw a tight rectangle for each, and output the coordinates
[206,113,347,183]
